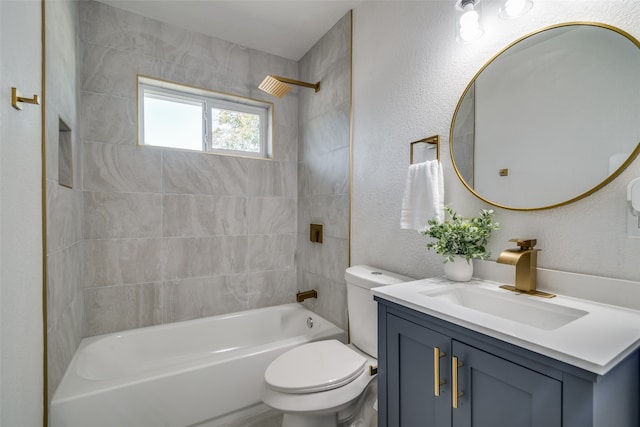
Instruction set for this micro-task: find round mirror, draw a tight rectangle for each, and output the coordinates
[450,22,640,210]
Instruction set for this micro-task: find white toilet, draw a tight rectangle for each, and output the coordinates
[261,265,412,427]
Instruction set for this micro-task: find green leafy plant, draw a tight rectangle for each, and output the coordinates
[421,206,499,263]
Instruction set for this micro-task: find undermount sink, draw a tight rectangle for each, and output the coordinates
[420,286,588,331]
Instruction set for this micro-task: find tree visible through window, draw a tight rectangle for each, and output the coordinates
[138,76,272,159]
[211,109,260,153]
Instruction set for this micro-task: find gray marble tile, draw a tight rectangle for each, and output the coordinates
[160,23,207,66]
[300,56,351,121]
[163,150,248,196]
[299,147,349,197]
[180,60,228,94]
[47,294,83,399]
[246,269,297,309]
[265,92,299,163]
[212,44,252,95]
[81,92,136,145]
[272,121,299,162]
[46,33,79,183]
[164,275,248,323]
[298,194,349,240]
[294,10,352,336]
[46,0,79,116]
[83,141,162,193]
[47,242,84,328]
[46,180,83,254]
[70,0,358,340]
[299,104,350,161]
[168,30,254,95]
[80,0,162,57]
[299,270,348,332]
[82,42,158,98]
[85,238,162,287]
[248,197,296,235]
[45,115,60,183]
[299,236,349,285]
[84,282,161,336]
[163,236,248,280]
[248,234,295,272]
[247,160,297,197]
[300,12,351,76]
[163,194,246,237]
[84,191,162,239]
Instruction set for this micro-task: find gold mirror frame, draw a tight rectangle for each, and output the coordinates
[449,22,640,211]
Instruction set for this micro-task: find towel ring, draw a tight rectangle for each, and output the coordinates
[410,135,440,164]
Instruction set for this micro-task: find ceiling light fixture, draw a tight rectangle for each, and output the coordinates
[456,0,484,42]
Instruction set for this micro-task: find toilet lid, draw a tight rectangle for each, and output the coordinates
[265,340,367,394]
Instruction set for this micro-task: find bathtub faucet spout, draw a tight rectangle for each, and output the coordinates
[296,289,318,302]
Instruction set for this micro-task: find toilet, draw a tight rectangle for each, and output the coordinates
[261,265,412,427]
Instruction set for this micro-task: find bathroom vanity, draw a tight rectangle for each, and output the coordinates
[373,274,640,427]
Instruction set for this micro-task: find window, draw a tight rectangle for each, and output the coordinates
[138,76,272,158]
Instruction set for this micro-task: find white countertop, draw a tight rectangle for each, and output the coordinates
[372,275,640,375]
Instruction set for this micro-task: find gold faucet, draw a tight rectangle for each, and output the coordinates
[296,289,318,302]
[497,239,555,298]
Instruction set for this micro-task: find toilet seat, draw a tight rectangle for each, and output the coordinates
[265,340,366,394]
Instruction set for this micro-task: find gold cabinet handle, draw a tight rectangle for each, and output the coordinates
[433,347,446,396]
[452,356,464,409]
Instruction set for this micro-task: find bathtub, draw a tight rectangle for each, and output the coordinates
[51,303,345,427]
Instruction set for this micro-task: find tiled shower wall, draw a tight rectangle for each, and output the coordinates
[46,0,83,397]
[297,13,352,331]
[80,1,300,336]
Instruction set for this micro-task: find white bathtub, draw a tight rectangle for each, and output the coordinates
[51,303,345,427]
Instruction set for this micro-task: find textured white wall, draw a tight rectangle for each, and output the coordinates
[352,0,640,281]
[1,1,44,425]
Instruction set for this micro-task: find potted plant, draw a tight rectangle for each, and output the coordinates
[421,206,499,281]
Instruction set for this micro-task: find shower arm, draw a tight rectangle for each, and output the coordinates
[272,76,320,92]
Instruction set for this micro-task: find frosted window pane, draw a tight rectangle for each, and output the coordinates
[144,96,202,150]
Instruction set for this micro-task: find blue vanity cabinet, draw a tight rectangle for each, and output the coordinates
[450,340,561,427]
[382,313,560,427]
[385,314,452,426]
[376,297,639,427]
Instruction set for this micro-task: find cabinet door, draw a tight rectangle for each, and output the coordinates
[386,314,451,427]
[451,341,561,427]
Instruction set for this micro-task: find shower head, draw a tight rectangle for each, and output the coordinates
[258,75,320,98]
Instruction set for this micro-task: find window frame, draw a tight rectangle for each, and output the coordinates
[138,75,273,159]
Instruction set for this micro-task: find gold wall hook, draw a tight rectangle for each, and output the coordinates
[11,87,40,110]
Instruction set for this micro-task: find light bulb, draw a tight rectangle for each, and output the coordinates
[458,3,483,41]
[459,9,479,29]
[500,0,533,19]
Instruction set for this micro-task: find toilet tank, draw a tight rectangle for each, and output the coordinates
[345,265,413,358]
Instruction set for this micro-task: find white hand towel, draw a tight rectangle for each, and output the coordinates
[400,160,444,231]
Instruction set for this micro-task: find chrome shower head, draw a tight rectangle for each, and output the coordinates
[258,75,320,98]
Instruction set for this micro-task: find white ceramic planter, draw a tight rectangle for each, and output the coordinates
[443,256,473,281]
